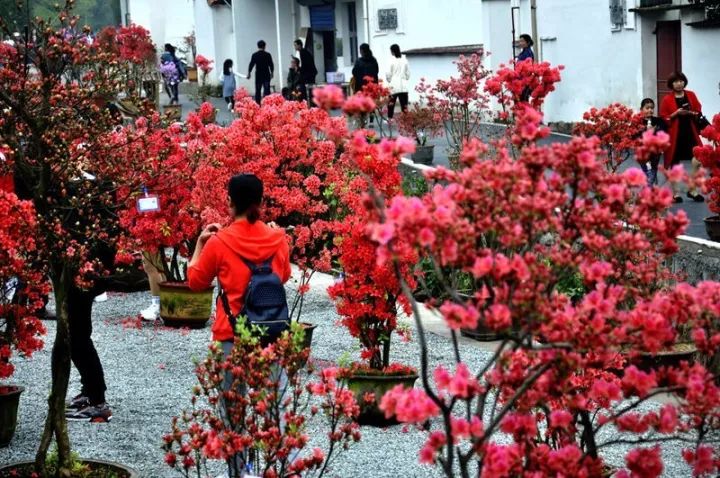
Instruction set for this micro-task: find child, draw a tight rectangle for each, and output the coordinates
[222,59,237,111]
[638,98,667,187]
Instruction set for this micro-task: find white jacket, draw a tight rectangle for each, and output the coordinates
[385,55,410,94]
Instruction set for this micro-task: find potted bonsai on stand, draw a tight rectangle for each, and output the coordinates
[397,104,443,165]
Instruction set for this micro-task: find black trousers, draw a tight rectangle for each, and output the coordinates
[387,92,409,119]
[68,286,107,405]
[254,79,271,104]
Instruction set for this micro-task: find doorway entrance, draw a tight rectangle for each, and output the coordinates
[656,20,681,105]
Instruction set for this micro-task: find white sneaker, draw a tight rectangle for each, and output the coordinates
[94,292,108,303]
[227,102,232,111]
[140,302,160,321]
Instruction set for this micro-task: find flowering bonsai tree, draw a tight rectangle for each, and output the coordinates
[327,130,418,372]
[163,322,360,477]
[573,103,646,172]
[0,3,157,472]
[694,114,720,218]
[416,53,490,167]
[195,54,214,102]
[368,69,720,476]
[397,104,444,147]
[0,191,47,380]
[190,92,346,319]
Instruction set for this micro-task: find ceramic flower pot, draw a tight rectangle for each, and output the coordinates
[187,66,198,82]
[345,372,418,426]
[159,282,213,328]
[0,459,139,477]
[704,215,720,242]
[411,145,435,165]
[0,385,23,447]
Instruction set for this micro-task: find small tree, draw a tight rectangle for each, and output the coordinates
[0,2,155,471]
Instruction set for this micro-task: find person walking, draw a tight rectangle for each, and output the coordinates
[659,71,705,203]
[160,43,186,105]
[352,43,379,93]
[294,39,318,87]
[221,59,237,111]
[248,40,274,104]
[385,44,410,120]
[516,34,535,62]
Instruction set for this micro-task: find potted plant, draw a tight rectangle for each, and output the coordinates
[194,54,214,103]
[181,31,198,82]
[397,104,443,165]
[0,191,47,448]
[694,113,720,242]
[327,130,419,426]
[163,321,360,477]
[117,112,214,328]
[191,93,344,347]
[416,52,490,169]
[0,5,158,473]
[367,68,720,477]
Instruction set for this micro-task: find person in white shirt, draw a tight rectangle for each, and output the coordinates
[385,44,410,119]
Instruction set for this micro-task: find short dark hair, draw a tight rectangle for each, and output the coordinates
[228,174,263,223]
[640,98,655,109]
[519,34,534,47]
[666,71,688,89]
[359,43,372,58]
[223,58,233,75]
[257,40,266,49]
[164,43,175,54]
[390,44,401,58]
[294,39,303,48]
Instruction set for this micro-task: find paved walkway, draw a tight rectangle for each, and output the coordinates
[171,94,714,242]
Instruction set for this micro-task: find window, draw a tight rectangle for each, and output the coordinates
[378,8,398,30]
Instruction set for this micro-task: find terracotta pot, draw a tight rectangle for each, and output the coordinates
[704,215,720,242]
[187,66,198,82]
[163,104,182,121]
[345,372,418,426]
[411,144,434,165]
[0,459,138,478]
[159,282,213,328]
[0,385,23,447]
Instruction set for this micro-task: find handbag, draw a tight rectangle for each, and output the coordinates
[696,113,711,131]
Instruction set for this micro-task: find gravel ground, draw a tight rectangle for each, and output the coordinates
[0,272,695,477]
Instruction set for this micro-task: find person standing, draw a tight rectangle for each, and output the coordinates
[352,43,379,93]
[284,56,305,101]
[659,71,705,203]
[516,34,535,62]
[294,39,318,87]
[385,44,410,120]
[637,98,667,187]
[248,40,274,104]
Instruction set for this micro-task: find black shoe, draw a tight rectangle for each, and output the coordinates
[66,393,90,410]
[66,403,112,423]
[687,192,705,203]
[673,196,683,204]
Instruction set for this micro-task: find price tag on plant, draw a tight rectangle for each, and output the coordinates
[136,194,160,213]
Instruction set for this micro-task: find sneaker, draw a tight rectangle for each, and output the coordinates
[687,192,705,202]
[673,195,683,204]
[227,102,232,112]
[66,403,112,423]
[94,292,108,303]
[66,393,90,410]
[140,302,160,321]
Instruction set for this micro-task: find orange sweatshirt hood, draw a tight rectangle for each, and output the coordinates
[214,219,288,262]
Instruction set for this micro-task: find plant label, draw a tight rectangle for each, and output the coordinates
[137,195,160,213]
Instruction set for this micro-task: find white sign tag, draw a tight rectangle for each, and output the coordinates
[137,195,160,213]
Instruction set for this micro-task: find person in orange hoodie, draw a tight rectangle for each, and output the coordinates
[187,173,291,344]
[187,173,290,477]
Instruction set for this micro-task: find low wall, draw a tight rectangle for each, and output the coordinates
[674,236,720,283]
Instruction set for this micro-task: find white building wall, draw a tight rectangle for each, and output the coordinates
[533,0,643,122]
[368,0,484,101]
[681,10,720,119]
[125,0,194,59]
[193,1,234,86]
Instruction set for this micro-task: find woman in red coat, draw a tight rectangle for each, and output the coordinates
[659,71,704,203]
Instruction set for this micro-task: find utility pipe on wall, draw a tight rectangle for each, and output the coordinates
[530,0,538,61]
[275,0,284,89]
[364,0,370,48]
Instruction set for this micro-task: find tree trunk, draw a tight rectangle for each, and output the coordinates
[35,269,73,476]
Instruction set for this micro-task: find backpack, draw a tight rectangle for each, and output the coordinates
[218,254,289,345]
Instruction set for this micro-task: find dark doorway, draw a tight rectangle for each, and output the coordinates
[656,20,681,105]
[348,2,358,64]
[322,31,337,73]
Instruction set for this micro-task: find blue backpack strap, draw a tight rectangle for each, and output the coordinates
[239,254,274,273]
[217,281,238,333]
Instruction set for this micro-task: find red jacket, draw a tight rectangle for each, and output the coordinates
[659,89,702,169]
[187,219,291,342]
